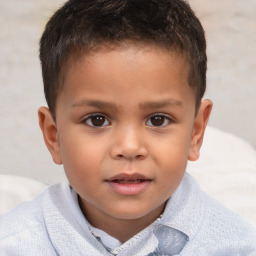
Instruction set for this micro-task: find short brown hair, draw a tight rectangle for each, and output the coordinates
[40,0,207,119]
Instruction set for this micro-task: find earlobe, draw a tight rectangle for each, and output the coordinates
[188,99,212,161]
[38,107,63,165]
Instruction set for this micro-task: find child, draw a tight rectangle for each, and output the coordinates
[1,0,256,255]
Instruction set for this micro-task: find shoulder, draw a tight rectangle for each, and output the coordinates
[182,174,256,254]
[0,190,45,238]
[203,191,256,238]
[0,185,62,255]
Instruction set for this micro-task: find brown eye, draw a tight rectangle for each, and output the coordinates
[146,115,171,127]
[85,114,110,127]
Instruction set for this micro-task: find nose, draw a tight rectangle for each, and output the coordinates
[110,126,148,160]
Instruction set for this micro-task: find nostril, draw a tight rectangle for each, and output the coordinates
[110,142,148,160]
[136,154,145,160]
[114,154,145,160]
[116,154,124,159]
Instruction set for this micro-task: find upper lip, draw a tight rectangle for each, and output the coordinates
[106,173,151,181]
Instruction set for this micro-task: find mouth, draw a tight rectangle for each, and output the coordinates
[111,179,149,184]
[106,173,152,196]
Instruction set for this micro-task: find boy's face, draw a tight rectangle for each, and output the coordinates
[39,45,211,230]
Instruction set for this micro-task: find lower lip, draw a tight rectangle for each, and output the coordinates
[107,180,151,196]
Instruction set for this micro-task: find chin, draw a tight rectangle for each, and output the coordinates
[106,204,160,221]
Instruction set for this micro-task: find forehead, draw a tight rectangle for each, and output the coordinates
[64,44,189,81]
[63,43,187,77]
[58,44,195,108]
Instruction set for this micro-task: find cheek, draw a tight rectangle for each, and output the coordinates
[155,153,188,201]
[159,153,188,182]
[59,134,106,181]
[155,133,191,164]
[152,132,191,180]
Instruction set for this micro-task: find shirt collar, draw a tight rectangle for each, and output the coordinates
[56,172,205,254]
[159,173,206,241]
[65,172,206,242]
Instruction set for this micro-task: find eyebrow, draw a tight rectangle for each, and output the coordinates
[71,99,118,110]
[139,98,183,109]
[71,98,183,110]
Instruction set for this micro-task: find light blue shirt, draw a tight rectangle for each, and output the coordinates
[1,173,256,255]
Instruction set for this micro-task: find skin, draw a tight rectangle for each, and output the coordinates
[39,45,212,243]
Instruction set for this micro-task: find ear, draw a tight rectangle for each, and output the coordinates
[38,107,62,165]
[188,99,212,161]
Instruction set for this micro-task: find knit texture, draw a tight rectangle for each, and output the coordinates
[0,173,256,255]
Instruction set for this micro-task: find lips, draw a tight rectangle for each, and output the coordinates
[108,173,151,182]
[113,179,146,184]
[106,173,152,196]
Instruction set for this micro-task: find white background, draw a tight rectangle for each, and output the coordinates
[0,0,255,184]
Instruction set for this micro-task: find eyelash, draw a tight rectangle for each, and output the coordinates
[145,113,173,127]
[83,113,111,127]
[82,113,173,128]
